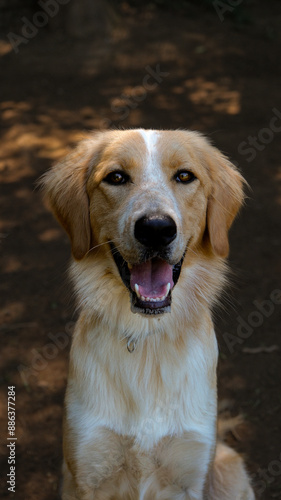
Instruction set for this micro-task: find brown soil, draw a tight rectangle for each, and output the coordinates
[0,3,281,499]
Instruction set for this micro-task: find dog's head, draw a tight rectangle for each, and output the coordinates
[41,129,245,315]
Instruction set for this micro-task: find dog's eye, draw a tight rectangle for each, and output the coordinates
[103,171,129,185]
[175,171,196,184]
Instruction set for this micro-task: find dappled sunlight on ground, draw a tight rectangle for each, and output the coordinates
[184,78,241,115]
[0,3,281,499]
[0,39,12,56]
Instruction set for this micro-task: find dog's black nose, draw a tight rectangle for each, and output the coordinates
[134,215,177,248]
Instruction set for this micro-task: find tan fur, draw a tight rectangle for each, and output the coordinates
[41,129,255,499]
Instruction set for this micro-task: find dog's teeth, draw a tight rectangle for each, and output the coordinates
[128,263,133,270]
[137,287,171,303]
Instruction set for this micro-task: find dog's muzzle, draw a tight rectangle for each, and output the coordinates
[110,215,185,315]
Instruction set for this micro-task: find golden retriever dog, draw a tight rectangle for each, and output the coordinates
[42,129,255,500]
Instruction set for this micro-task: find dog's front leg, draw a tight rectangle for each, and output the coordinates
[138,432,216,500]
[62,422,139,500]
[61,459,102,500]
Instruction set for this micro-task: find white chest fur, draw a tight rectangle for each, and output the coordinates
[67,316,218,452]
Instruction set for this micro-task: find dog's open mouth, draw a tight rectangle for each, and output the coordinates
[110,244,184,314]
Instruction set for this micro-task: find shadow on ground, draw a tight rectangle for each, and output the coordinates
[0,3,281,499]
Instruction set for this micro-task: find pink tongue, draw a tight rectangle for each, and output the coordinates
[130,258,174,299]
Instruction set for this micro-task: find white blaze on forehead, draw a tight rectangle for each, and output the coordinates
[136,129,181,222]
[138,128,159,152]
[138,129,163,182]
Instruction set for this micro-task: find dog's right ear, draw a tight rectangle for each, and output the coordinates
[206,151,245,258]
[40,136,104,260]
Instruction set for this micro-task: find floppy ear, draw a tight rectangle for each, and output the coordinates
[40,139,97,260]
[206,149,246,258]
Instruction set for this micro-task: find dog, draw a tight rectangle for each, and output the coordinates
[42,129,255,500]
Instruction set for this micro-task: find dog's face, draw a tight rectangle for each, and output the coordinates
[42,129,244,315]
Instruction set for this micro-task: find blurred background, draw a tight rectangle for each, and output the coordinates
[0,1,281,498]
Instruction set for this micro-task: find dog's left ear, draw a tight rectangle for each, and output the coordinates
[40,142,92,260]
[40,136,107,260]
[206,149,246,258]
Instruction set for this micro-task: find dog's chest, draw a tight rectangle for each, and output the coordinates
[69,332,217,451]
[67,322,218,498]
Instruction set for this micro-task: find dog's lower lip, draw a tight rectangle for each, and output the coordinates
[131,290,171,312]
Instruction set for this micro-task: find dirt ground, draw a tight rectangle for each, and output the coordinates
[0,2,281,499]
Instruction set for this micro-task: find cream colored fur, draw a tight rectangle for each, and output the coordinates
[42,129,255,500]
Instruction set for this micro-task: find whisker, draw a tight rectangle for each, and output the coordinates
[86,238,122,256]
[186,246,200,258]
[105,242,124,259]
